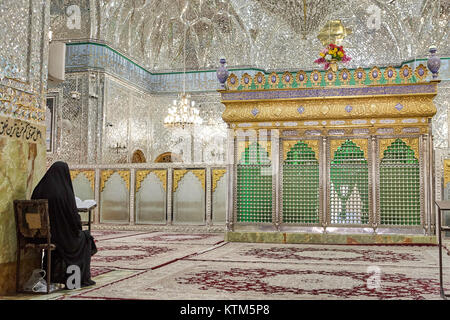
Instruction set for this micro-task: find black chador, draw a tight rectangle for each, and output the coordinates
[31,161,97,288]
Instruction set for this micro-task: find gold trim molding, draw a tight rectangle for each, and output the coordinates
[222,95,437,124]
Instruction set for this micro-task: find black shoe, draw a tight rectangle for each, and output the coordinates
[81,279,96,287]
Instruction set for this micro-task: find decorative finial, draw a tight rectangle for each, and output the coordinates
[427,45,441,80]
[317,20,352,46]
[216,58,229,89]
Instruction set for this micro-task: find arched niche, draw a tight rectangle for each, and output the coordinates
[135,171,167,224]
[100,171,130,223]
[155,152,183,163]
[173,170,205,224]
[131,149,146,163]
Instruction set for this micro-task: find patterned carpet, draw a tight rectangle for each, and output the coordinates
[90,231,225,270]
[29,230,450,300]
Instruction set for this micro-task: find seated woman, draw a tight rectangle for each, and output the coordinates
[31,161,97,288]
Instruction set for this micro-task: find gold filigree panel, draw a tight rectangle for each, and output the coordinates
[117,171,130,191]
[444,160,450,187]
[212,169,227,193]
[330,139,368,159]
[378,138,396,160]
[405,138,419,160]
[136,170,151,192]
[70,170,95,192]
[152,170,167,192]
[100,170,130,192]
[352,139,369,159]
[191,169,206,191]
[173,169,188,192]
[173,169,205,192]
[283,140,319,160]
[135,170,168,193]
[330,140,344,159]
[70,170,81,181]
[379,138,419,160]
[100,170,114,193]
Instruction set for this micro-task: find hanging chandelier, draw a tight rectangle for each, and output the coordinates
[164,15,203,129]
[164,92,203,128]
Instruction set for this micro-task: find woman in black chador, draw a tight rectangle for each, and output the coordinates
[31,161,97,288]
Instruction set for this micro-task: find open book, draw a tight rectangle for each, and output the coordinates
[75,197,97,210]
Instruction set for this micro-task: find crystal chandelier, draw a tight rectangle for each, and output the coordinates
[164,92,203,128]
[164,15,203,129]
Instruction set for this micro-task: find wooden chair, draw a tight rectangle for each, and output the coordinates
[13,199,56,294]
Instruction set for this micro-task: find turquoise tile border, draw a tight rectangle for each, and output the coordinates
[65,41,450,94]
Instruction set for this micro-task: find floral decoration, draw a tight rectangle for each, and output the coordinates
[314,43,351,70]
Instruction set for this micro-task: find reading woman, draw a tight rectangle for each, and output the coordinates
[31,161,97,288]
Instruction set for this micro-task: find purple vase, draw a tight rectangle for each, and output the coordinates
[427,46,441,79]
[216,58,229,89]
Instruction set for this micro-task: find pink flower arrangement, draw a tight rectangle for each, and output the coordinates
[314,43,351,70]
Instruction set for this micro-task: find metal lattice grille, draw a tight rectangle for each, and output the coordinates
[236,143,272,223]
[330,140,369,225]
[380,139,421,225]
[282,141,320,224]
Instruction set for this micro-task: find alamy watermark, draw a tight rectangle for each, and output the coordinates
[366,266,382,290]
[366,4,382,31]
[66,5,81,30]
[66,264,81,289]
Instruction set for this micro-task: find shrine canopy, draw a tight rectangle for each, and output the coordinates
[218,63,438,135]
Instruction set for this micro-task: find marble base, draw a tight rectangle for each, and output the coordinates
[225,231,437,245]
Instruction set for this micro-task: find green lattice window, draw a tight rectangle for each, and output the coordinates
[236,143,272,223]
[282,141,320,224]
[330,140,369,224]
[380,139,420,225]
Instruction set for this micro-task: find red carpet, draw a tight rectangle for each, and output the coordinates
[56,230,450,300]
